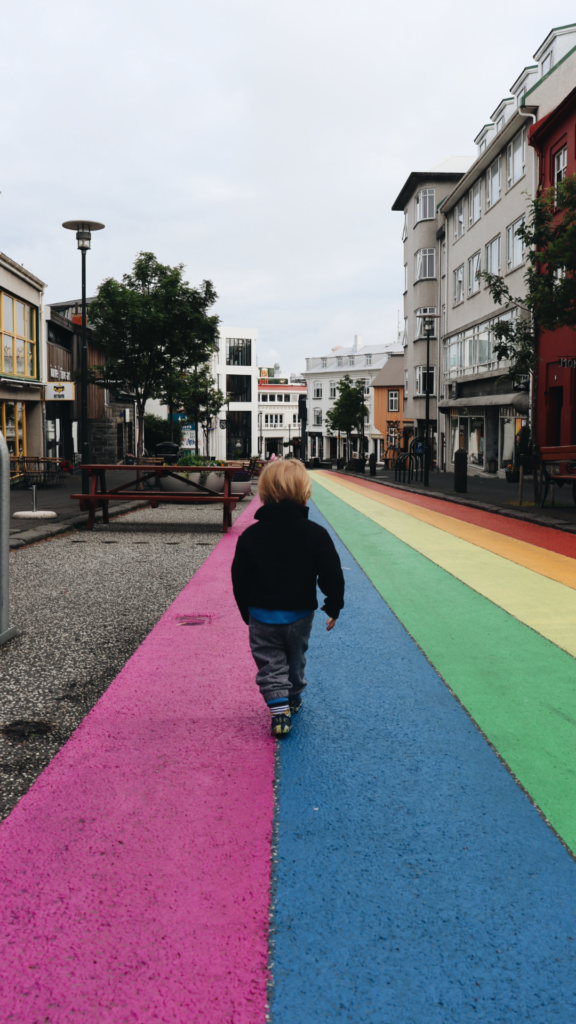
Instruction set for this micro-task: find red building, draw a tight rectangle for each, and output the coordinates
[529,87,576,446]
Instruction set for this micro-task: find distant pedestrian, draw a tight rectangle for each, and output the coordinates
[231,460,345,736]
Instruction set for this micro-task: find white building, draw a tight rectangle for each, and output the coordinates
[257,370,306,459]
[302,334,403,461]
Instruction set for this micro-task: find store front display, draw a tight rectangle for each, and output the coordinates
[2,401,26,456]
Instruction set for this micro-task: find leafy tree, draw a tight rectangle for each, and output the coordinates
[88,252,219,457]
[179,364,226,456]
[143,413,182,453]
[481,174,576,499]
[325,375,368,459]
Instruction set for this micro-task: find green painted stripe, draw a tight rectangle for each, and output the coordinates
[313,483,576,853]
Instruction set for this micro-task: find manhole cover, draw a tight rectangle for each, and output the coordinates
[2,720,53,742]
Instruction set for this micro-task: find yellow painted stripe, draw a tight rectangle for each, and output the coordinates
[318,472,576,591]
[312,472,576,659]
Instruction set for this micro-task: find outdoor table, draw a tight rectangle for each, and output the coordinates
[71,464,241,532]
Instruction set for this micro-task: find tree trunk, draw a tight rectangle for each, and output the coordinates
[531,358,540,505]
[169,399,174,442]
[195,404,199,455]
[137,402,145,460]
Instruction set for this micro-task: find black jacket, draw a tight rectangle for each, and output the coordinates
[231,502,345,625]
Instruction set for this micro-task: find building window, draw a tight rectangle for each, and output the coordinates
[404,264,408,293]
[261,393,268,402]
[227,410,251,459]
[363,378,370,396]
[293,413,297,424]
[453,265,464,304]
[486,158,501,208]
[349,355,355,367]
[507,128,526,188]
[479,139,486,155]
[268,393,276,402]
[264,414,269,425]
[313,381,322,399]
[404,369,408,398]
[403,317,408,346]
[284,393,291,402]
[415,248,435,280]
[415,307,437,339]
[336,356,343,367]
[226,374,251,402]
[486,235,501,274]
[416,188,435,222]
[329,381,337,398]
[469,181,481,225]
[388,390,399,412]
[454,200,464,239]
[1,294,36,378]
[414,366,435,396]
[366,354,372,366]
[313,408,322,426]
[321,357,327,368]
[226,337,252,366]
[541,49,553,76]
[402,211,408,241]
[555,146,568,186]
[2,401,26,455]
[468,252,481,295]
[507,217,525,270]
[442,303,446,335]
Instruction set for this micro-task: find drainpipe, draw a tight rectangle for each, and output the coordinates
[0,430,16,645]
[522,106,540,500]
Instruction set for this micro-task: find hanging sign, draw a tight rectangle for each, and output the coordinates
[559,357,576,368]
[45,382,75,401]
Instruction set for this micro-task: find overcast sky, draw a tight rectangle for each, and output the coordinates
[2,1,574,374]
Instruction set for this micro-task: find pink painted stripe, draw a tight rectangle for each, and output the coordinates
[0,497,274,1023]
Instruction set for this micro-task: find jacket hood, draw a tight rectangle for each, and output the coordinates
[255,502,309,522]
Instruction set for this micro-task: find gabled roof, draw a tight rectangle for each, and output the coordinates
[371,354,404,388]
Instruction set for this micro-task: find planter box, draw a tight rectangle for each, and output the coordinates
[505,470,520,483]
[157,471,251,500]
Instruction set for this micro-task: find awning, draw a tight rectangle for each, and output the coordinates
[437,392,529,413]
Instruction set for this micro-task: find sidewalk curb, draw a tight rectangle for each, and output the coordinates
[9,501,150,550]
[331,471,576,535]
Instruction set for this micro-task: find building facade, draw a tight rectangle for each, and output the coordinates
[302,335,402,461]
[371,353,412,456]
[529,84,576,447]
[437,24,576,473]
[210,326,259,461]
[392,159,473,467]
[257,370,306,459]
[0,253,45,459]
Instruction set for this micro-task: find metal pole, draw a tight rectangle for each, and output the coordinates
[424,326,430,487]
[31,485,37,512]
[0,431,16,645]
[81,247,89,495]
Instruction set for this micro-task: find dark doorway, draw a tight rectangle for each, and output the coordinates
[227,411,251,459]
[548,386,564,445]
[117,422,124,461]
[265,438,280,458]
[330,437,338,458]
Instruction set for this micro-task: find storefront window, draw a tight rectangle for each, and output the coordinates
[450,417,458,460]
[0,293,36,378]
[469,417,484,466]
[500,417,515,467]
[2,401,26,456]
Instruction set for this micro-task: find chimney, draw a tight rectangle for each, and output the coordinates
[352,334,362,352]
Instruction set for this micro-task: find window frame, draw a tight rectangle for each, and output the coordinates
[468,180,481,226]
[453,264,465,304]
[486,157,501,209]
[415,188,435,223]
[329,381,337,399]
[415,307,437,340]
[506,216,525,271]
[313,407,322,426]
[468,252,481,295]
[415,248,435,281]
[1,293,37,379]
[388,390,399,413]
[454,200,465,239]
[414,365,436,396]
[485,235,501,275]
[507,128,527,189]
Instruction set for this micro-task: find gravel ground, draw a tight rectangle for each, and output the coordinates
[0,500,247,821]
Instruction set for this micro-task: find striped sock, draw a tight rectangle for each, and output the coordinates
[267,699,289,716]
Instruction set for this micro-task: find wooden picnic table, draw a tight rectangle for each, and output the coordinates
[71,464,242,532]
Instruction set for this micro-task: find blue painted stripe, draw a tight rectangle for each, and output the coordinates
[270,501,576,1023]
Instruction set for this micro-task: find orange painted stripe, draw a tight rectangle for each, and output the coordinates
[317,472,576,592]
[321,471,576,560]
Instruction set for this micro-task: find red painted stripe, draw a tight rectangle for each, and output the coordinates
[322,471,576,560]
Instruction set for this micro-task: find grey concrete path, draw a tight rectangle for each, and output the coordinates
[0,501,245,822]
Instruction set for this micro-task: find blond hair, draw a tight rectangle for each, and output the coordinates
[258,459,312,505]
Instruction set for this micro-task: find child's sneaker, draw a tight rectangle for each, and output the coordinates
[289,695,303,714]
[271,710,292,736]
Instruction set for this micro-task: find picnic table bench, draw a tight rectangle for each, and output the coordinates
[71,464,242,532]
[535,445,576,506]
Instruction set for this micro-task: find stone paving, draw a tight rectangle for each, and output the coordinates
[0,501,244,821]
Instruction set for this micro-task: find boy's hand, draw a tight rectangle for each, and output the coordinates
[326,617,336,631]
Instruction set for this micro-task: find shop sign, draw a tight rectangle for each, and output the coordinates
[45,382,75,401]
[559,357,576,368]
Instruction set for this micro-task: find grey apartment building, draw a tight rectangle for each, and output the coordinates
[438,23,576,473]
[392,158,473,462]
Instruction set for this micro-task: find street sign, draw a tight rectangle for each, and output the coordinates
[45,382,75,401]
[413,440,426,455]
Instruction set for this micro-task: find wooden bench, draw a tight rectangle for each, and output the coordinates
[535,445,576,507]
[71,464,241,532]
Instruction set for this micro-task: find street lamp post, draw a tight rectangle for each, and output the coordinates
[421,313,441,488]
[62,220,105,493]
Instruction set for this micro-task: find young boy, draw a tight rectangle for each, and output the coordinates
[231,460,345,736]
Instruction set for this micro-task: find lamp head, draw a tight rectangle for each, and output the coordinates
[62,220,105,251]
